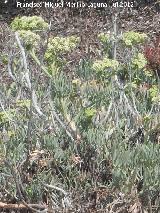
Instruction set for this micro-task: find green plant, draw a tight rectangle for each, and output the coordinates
[10,16,80,76]
[1,16,160,212]
[16,30,40,50]
[11,16,49,31]
[122,31,148,47]
[92,56,119,73]
[131,53,147,70]
[45,36,80,75]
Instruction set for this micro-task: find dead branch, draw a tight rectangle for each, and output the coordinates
[0,202,46,211]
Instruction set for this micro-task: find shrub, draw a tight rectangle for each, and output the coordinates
[11,16,49,31]
[1,17,160,212]
[122,31,148,47]
[144,36,160,77]
[10,16,80,76]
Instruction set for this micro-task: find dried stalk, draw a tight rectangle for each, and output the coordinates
[15,32,44,117]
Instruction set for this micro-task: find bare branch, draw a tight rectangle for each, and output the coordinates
[49,100,75,142]
[15,32,44,117]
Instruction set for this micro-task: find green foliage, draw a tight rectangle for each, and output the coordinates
[44,36,79,75]
[122,31,148,46]
[131,53,147,70]
[0,109,16,123]
[96,31,150,88]
[17,30,40,50]
[98,32,110,44]
[45,36,80,56]
[72,78,82,86]
[16,99,31,108]
[51,72,73,98]
[0,99,30,133]
[112,143,160,193]
[97,32,114,57]
[1,54,8,64]
[84,107,97,119]
[1,18,160,211]
[10,16,79,76]
[11,16,48,31]
[149,85,160,103]
[92,56,119,72]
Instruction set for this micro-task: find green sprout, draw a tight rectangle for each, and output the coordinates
[84,108,97,119]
